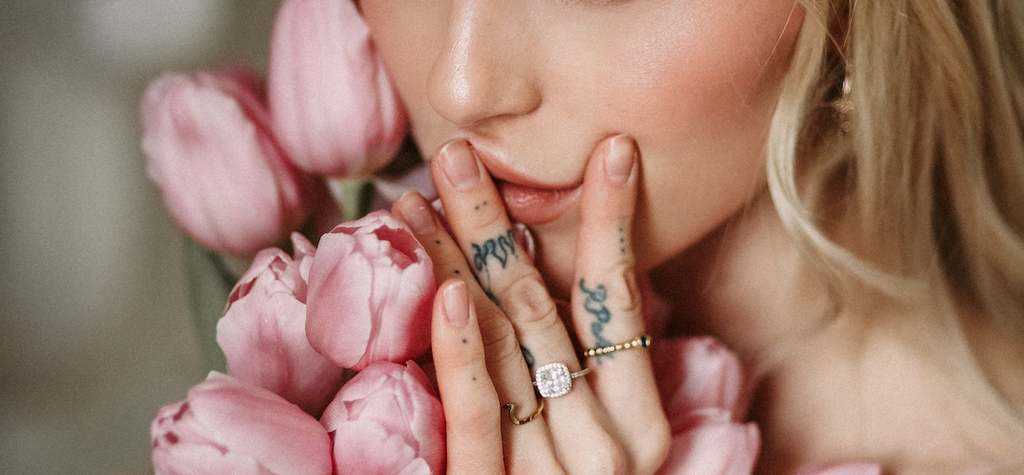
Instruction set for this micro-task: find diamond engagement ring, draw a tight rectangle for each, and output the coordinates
[532,363,591,398]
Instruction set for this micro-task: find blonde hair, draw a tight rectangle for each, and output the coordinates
[767,0,1024,332]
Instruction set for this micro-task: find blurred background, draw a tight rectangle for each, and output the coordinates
[0,1,280,473]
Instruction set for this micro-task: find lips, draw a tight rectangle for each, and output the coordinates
[468,145,582,225]
[495,180,581,225]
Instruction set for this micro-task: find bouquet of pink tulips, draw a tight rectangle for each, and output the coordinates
[140,1,883,474]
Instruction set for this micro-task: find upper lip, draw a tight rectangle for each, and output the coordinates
[468,143,582,190]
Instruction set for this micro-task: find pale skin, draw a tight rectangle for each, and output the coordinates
[369,0,1024,473]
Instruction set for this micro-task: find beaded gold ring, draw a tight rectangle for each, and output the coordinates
[583,335,652,358]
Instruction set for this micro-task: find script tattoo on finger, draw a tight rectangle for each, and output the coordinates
[521,346,536,369]
[579,279,614,364]
[471,229,517,303]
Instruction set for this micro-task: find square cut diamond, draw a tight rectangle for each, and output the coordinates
[535,363,572,398]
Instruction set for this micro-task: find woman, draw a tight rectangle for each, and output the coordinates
[369,0,1024,473]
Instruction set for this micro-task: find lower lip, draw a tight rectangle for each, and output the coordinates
[496,180,581,225]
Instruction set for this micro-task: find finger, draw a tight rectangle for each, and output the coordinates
[428,140,580,372]
[429,140,622,473]
[394,192,562,474]
[572,135,670,473]
[431,280,505,475]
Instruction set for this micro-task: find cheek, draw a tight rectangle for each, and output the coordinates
[598,2,803,268]
[603,0,801,132]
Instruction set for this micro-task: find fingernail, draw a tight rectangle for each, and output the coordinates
[440,141,481,191]
[512,223,536,263]
[443,281,471,328]
[605,135,635,185]
[396,192,436,234]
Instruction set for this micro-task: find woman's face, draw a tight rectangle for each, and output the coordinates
[360,0,804,296]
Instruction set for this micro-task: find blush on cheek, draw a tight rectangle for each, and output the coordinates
[608,1,802,134]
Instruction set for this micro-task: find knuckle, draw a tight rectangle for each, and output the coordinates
[477,314,523,367]
[632,418,672,475]
[578,265,642,316]
[502,274,560,328]
[447,390,499,431]
[585,436,629,475]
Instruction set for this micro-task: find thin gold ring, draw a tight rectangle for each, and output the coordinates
[584,335,652,358]
[502,400,544,425]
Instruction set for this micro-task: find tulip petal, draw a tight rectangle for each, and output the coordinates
[218,240,346,416]
[151,373,332,475]
[141,67,316,256]
[306,211,433,370]
[656,410,760,475]
[796,463,883,475]
[268,0,406,176]
[321,361,445,475]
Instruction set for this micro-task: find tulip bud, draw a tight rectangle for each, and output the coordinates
[796,463,884,475]
[268,0,406,177]
[217,233,346,417]
[151,372,332,475]
[321,361,445,475]
[306,210,434,371]
[651,337,746,425]
[655,409,760,475]
[141,66,316,256]
[651,337,760,475]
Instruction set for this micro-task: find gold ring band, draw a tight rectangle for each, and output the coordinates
[584,335,651,357]
[503,400,544,425]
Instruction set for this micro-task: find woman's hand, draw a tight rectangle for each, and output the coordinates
[393,135,670,474]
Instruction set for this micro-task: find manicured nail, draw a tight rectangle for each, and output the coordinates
[440,141,481,190]
[605,135,635,185]
[443,281,471,328]
[512,223,536,263]
[396,192,436,234]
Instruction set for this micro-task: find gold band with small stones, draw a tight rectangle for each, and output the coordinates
[583,335,651,358]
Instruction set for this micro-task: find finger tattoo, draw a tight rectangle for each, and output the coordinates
[579,279,614,364]
[470,229,518,303]
[521,346,536,369]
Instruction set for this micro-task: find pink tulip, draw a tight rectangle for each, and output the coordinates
[268,0,406,177]
[321,361,446,475]
[141,65,317,256]
[305,210,434,371]
[151,372,332,475]
[796,463,883,475]
[651,337,747,424]
[656,409,760,475]
[652,337,760,474]
[217,233,346,417]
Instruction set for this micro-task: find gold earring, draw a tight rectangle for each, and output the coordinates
[832,74,853,133]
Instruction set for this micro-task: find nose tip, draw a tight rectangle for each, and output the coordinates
[426,5,540,127]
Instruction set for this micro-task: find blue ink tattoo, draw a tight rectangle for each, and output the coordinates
[521,346,535,369]
[580,279,614,364]
[472,229,517,272]
[470,229,517,300]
